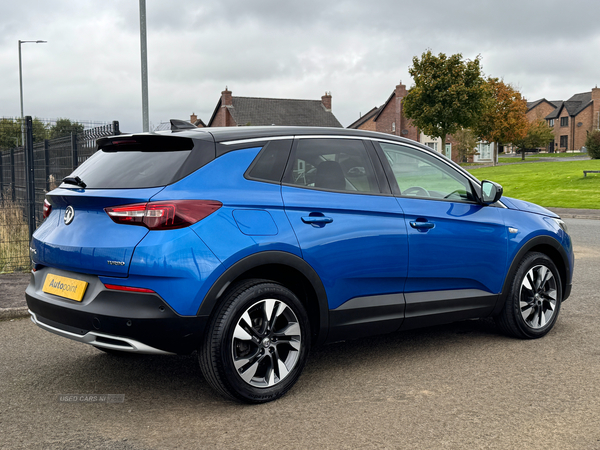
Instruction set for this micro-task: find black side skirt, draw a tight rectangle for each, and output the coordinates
[327,289,498,343]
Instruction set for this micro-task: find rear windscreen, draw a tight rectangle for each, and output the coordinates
[63,150,192,189]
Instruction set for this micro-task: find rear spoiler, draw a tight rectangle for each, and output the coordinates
[97,134,194,152]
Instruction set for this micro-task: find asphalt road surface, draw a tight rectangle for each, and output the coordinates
[1,218,599,450]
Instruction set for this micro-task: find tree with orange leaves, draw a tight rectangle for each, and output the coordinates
[473,78,528,165]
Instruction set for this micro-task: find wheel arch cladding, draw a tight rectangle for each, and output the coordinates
[494,235,571,316]
[197,251,329,345]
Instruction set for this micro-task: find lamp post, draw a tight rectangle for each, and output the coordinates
[139,0,149,132]
[19,40,47,147]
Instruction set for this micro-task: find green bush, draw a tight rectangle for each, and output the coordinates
[586,129,600,159]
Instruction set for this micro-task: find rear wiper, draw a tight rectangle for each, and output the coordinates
[62,176,87,189]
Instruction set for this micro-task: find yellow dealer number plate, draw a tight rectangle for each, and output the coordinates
[42,274,89,302]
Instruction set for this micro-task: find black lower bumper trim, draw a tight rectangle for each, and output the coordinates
[26,291,208,355]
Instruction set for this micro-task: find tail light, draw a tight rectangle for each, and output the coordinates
[105,200,222,230]
[42,199,52,219]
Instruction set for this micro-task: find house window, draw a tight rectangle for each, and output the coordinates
[560,117,569,127]
[548,119,554,127]
[560,135,568,148]
[425,142,438,151]
[392,122,396,132]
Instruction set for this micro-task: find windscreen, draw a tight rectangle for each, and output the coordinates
[63,150,192,189]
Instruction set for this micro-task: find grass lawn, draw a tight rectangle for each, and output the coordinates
[467,160,600,209]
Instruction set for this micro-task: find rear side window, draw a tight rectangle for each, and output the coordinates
[245,139,293,183]
[284,138,380,194]
[65,150,192,189]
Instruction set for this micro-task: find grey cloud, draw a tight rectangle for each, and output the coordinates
[1,0,599,132]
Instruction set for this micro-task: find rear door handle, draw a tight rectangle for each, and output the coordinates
[301,216,333,225]
[409,221,435,229]
[301,215,333,227]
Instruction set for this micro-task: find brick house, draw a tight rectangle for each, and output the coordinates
[527,87,600,151]
[349,82,484,163]
[205,88,343,128]
[347,82,419,141]
[189,113,206,127]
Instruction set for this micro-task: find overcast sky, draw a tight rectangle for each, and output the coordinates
[1,0,599,133]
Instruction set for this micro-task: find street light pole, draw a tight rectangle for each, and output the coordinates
[139,0,149,132]
[18,40,47,147]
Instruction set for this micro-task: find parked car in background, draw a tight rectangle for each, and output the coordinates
[26,122,574,403]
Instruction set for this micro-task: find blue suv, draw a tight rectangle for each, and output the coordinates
[26,122,574,403]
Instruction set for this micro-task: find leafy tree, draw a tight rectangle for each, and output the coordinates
[0,118,20,149]
[513,119,555,159]
[31,118,50,143]
[0,117,49,149]
[453,128,479,162]
[50,118,85,139]
[473,78,528,164]
[403,50,488,154]
[585,129,600,159]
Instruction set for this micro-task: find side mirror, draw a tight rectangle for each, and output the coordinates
[480,180,503,205]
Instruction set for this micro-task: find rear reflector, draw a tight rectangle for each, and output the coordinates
[104,284,156,294]
[105,200,222,230]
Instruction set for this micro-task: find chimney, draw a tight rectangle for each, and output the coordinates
[592,86,600,129]
[321,92,332,111]
[394,81,408,136]
[221,87,233,107]
[190,113,198,125]
[395,82,408,99]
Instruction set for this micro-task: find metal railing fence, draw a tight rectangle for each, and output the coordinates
[0,117,119,272]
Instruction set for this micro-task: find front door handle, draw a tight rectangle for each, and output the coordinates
[409,221,435,230]
[301,215,333,227]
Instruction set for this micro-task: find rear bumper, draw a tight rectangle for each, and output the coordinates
[26,269,208,354]
[29,309,173,354]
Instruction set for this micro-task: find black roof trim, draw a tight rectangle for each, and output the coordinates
[119,125,425,146]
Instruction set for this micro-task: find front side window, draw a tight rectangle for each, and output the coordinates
[378,142,475,202]
[285,138,380,194]
[560,117,569,127]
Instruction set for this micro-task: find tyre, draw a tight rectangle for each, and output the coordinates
[496,252,562,339]
[199,279,310,403]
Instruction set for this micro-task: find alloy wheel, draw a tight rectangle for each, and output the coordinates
[519,264,558,329]
[231,298,302,388]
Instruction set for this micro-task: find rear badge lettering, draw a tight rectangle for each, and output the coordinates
[107,260,125,266]
[64,206,75,225]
